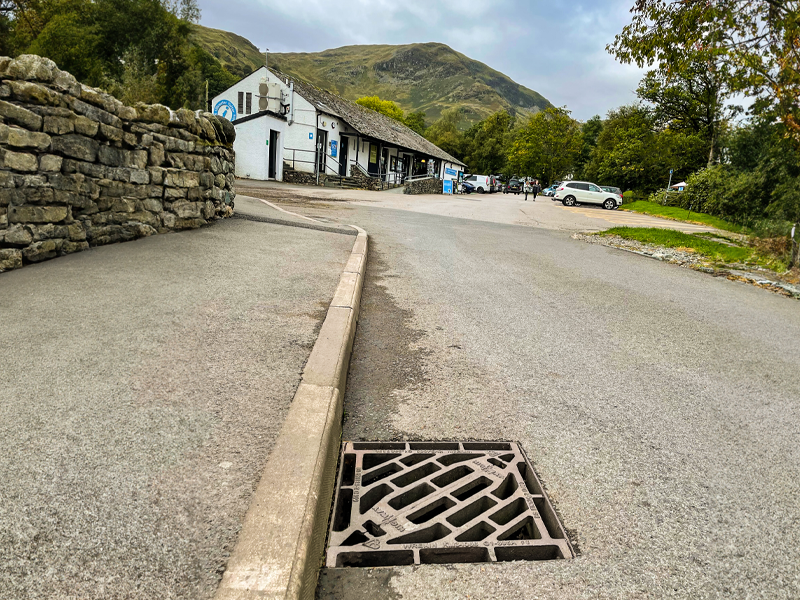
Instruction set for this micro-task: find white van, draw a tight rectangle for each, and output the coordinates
[553,181,622,209]
[463,174,495,194]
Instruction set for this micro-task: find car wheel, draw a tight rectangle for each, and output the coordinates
[564,195,576,206]
[477,187,484,194]
[603,199,616,210]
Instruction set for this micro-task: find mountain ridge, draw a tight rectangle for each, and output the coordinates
[191,24,551,125]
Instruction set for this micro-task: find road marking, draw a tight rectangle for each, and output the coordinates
[256,198,325,224]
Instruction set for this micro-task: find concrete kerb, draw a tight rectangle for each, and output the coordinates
[214,226,368,600]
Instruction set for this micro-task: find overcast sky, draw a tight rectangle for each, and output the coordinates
[197,0,646,121]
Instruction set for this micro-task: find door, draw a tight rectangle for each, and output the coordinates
[339,136,349,176]
[367,142,378,175]
[268,130,279,179]
[316,129,328,175]
[587,183,604,204]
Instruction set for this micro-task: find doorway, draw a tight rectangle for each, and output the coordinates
[268,130,279,179]
[316,129,328,176]
[339,136,349,176]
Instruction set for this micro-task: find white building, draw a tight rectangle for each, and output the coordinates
[211,66,466,186]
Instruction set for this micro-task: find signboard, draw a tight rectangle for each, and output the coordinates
[443,180,453,195]
[331,140,338,158]
[213,99,236,121]
[445,168,457,176]
[369,145,378,164]
[309,132,314,140]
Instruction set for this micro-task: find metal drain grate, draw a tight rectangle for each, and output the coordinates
[326,441,574,567]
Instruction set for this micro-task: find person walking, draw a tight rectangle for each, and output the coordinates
[532,179,540,201]
[523,178,531,201]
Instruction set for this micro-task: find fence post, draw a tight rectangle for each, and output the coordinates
[791,223,799,269]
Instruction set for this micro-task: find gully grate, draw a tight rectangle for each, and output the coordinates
[326,441,574,567]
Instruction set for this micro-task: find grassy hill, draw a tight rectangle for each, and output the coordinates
[190,25,551,125]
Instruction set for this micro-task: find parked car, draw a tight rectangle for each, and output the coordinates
[541,185,558,197]
[460,181,475,194]
[600,185,622,197]
[554,181,622,209]
[504,178,523,194]
[462,174,493,194]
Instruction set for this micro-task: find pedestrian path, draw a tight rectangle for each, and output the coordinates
[558,204,718,233]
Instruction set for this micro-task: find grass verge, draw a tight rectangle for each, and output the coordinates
[620,201,743,233]
[600,227,771,266]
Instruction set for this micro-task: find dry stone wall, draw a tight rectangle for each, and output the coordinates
[0,55,236,273]
[404,177,442,195]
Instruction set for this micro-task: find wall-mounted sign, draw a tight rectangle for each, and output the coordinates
[213,99,236,121]
[309,132,314,140]
[369,145,378,164]
[445,168,457,176]
[443,180,453,194]
[331,140,338,158]
[322,121,327,127]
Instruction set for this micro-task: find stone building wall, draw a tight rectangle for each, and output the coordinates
[404,177,442,195]
[0,55,236,273]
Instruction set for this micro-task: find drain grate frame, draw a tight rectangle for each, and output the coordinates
[326,441,574,567]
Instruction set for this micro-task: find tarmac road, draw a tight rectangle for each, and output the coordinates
[0,213,353,600]
[304,201,800,599]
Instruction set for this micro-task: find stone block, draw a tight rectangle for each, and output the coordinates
[7,80,64,107]
[61,240,89,254]
[51,134,100,162]
[22,187,55,204]
[98,123,123,142]
[54,222,86,241]
[210,156,223,175]
[149,143,165,166]
[203,200,215,219]
[23,239,61,262]
[148,167,164,185]
[5,55,58,82]
[3,224,33,246]
[170,200,202,219]
[7,127,51,151]
[161,212,176,228]
[0,83,9,98]
[141,198,163,213]
[199,171,214,188]
[0,123,7,143]
[164,169,200,188]
[118,106,137,121]
[0,171,14,188]
[130,170,150,185]
[43,115,74,135]
[0,188,23,206]
[134,103,171,126]
[164,187,187,199]
[3,150,38,172]
[28,223,55,241]
[98,197,136,213]
[40,154,63,172]
[214,173,226,188]
[0,100,43,130]
[122,132,137,147]
[0,248,22,271]
[127,211,160,227]
[8,205,69,223]
[70,98,123,129]
[74,115,99,137]
[174,217,206,230]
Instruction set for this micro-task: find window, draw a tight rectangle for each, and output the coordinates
[566,182,580,189]
[589,185,601,192]
[466,176,477,182]
[237,92,244,116]
[577,183,591,191]
[246,92,252,115]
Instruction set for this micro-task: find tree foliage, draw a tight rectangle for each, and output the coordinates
[356,95,405,121]
[507,107,582,184]
[0,0,234,109]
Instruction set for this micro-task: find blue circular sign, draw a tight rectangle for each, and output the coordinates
[214,99,236,121]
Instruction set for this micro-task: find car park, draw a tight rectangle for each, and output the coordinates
[554,181,622,209]
[541,185,558,197]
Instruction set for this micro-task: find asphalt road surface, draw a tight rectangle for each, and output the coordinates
[0,214,353,600]
[274,193,800,599]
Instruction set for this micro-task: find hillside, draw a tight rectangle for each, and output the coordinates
[190,25,551,125]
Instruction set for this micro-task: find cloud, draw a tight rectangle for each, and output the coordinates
[197,0,645,120]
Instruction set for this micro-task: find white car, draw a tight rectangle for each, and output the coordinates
[462,174,494,194]
[554,181,622,209]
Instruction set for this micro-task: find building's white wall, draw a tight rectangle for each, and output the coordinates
[233,114,287,181]
[283,93,317,173]
[440,160,463,182]
[211,67,271,122]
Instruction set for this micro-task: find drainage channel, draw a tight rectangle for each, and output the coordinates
[326,441,574,567]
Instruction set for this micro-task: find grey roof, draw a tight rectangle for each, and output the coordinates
[273,70,466,167]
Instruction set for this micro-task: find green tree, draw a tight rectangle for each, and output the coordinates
[404,110,427,136]
[507,107,581,185]
[609,0,800,147]
[424,107,467,160]
[356,95,405,122]
[464,110,513,175]
[574,115,603,179]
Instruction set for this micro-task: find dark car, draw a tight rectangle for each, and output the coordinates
[504,178,523,194]
[600,186,622,197]
[460,181,476,194]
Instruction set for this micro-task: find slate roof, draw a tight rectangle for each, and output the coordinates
[272,69,466,167]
